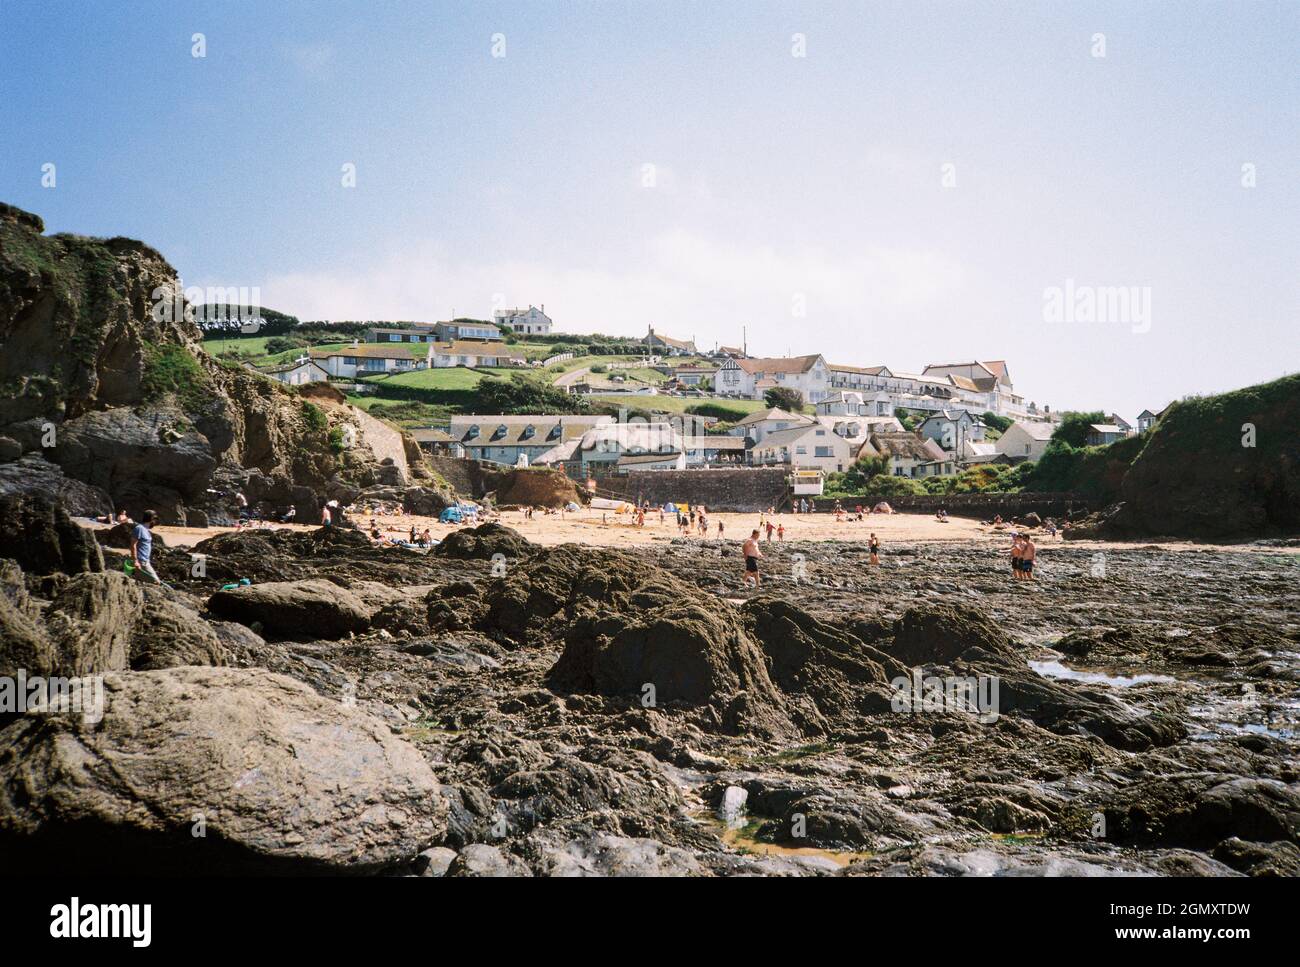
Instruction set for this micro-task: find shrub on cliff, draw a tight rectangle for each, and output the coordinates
[140,344,211,410]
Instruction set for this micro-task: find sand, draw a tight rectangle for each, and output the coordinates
[146,508,1296,556]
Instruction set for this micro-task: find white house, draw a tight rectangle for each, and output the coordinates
[715,354,832,403]
[311,344,422,378]
[995,420,1056,461]
[727,408,815,445]
[494,305,552,336]
[750,423,852,473]
[922,360,1029,419]
[917,409,988,454]
[429,341,527,368]
[815,390,893,418]
[1136,408,1163,433]
[263,357,329,386]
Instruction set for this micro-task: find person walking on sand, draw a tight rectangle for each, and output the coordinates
[777,522,785,542]
[130,510,171,588]
[742,529,763,588]
[321,503,332,527]
[717,519,725,539]
[765,520,775,542]
[869,532,881,566]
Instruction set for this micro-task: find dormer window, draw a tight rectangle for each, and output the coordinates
[465,424,479,439]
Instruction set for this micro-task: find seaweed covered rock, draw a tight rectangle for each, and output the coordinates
[434,522,533,561]
[208,578,372,640]
[887,603,1019,666]
[0,666,446,874]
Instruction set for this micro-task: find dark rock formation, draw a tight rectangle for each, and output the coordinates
[0,493,103,575]
[0,666,446,874]
[208,578,372,640]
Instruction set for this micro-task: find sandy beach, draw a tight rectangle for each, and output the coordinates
[146,508,1296,556]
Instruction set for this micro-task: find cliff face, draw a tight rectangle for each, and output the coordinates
[1109,374,1300,540]
[0,203,436,523]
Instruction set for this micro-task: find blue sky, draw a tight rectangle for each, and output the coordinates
[2,0,1296,418]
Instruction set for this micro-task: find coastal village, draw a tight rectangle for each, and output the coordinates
[245,306,1158,504]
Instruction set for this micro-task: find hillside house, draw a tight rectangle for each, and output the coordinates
[432,320,502,342]
[749,424,852,473]
[449,414,613,464]
[429,341,526,368]
[994,420,1056,461]
[311,344,422,378]
[917,410,988,454]
[1136,408,1164,433]
[869,432,951,477]
[1086,424,1126,447]
[264,357,329,386]
[367,324,438,343]
[727,408,815,445]
[493,305,552,336]
[715,354,831,403]
[643,326,697,356]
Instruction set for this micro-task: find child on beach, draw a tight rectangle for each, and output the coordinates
[869,533,881,565]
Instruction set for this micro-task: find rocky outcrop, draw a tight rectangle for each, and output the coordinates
[0,454,112,517]
[0,666,446,873]
[435,522,534,561]
[0,493,103,575]
[1101,374,1299,539]
[0,203,442,524]
[208,578,373,640]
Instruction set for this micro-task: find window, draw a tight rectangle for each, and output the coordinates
[815,447,833,457]
[389,333,400,341]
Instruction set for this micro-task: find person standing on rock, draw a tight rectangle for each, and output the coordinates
[1021,535,1036,580]
[742,529,763,588]
[130,510,169,588]
[869,533,881,565]
[321,503,332,527]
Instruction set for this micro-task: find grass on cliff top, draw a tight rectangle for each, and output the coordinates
[141,344,212,410]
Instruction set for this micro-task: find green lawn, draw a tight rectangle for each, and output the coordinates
[370,366,528,390]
